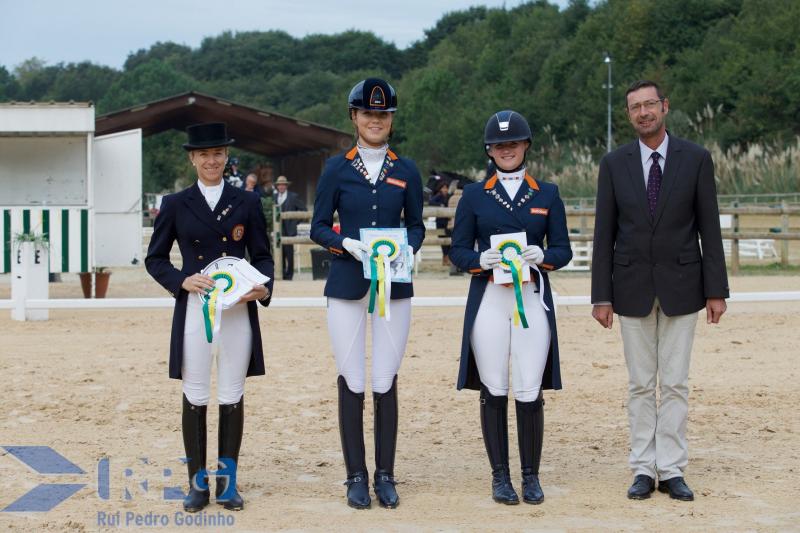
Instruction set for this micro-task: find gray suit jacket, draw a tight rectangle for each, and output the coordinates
[591,134,730,317]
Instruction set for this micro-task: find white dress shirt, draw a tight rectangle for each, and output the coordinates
[276,190,287,206]
[197,180,223,211]
[639,133,668,187]
[358,143,388,185]
[497,168,525,200]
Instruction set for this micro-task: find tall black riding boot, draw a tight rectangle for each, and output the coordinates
[216,396,245,511]
[373,376,399,508]
[182,394,210,513]
[338,376,371,509]
[516,392,545,504]
[480,385,519,505]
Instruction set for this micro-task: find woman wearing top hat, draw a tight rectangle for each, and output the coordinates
[310,78,425,509]
[449,110,572,505]
[145,122,274,513]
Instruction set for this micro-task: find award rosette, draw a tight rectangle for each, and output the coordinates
[360,228,412,321]
[495,237,530,328]
[489,231,550,329]
[198,257,270,342]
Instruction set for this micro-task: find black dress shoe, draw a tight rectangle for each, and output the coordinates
[373,470,399,508]
[627,475,655,500]
[521,473,544,504]
[492,469,520,505]
[344,473,371,509]
[658,477,694,501]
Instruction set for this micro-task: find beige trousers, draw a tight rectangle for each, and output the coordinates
[619,299,697,480]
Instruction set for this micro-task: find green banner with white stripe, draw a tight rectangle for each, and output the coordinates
[1,208,90,273]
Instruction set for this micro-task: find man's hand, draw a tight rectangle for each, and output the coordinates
[592,304,614,329]
[182,273,215,294]
[240,284,270,303]
[706,298,726,324]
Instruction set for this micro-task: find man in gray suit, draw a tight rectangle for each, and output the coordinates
[591,80,729,501]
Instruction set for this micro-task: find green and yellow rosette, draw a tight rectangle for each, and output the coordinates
[497,239,529,328]
[201,271,236,342]
[367,237,399,319]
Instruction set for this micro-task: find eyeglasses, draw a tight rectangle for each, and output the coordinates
[627,99,663,114]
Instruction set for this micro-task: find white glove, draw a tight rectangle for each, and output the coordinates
[521,245,544,265]
[342,237,371,262]
[479,248,502,270]
[408,246,415,269]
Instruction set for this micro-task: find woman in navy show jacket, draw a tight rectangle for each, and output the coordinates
[145,122,274,514]
[449,110,571,506]
[310,78,424,510]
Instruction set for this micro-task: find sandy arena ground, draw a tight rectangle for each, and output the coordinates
[1,269,799,532]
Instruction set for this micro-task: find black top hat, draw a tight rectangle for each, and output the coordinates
[182,122,236,151]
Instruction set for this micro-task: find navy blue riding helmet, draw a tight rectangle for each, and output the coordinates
[348,78,398,113]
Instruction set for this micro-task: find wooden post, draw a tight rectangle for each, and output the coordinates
[579,198,588,235]
[272,203,282,278]
[781,200,789,267]
[731,201,740,275]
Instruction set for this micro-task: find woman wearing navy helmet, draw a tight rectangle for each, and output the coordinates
[310,78,425,509]
[449,110,572,505]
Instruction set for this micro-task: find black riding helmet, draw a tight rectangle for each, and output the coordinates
[348,78,398,113]
[484,110,532,172]
[484,110,532,148]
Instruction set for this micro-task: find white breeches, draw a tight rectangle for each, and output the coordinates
[327,296,411,394]
[182,296,253,406]
[470,282,551,402]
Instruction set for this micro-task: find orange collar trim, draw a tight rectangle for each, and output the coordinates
[484,174,498,190]
[345,146,397,161]
[525,174,540,190]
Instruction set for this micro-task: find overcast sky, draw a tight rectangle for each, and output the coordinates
[1,0,570,71]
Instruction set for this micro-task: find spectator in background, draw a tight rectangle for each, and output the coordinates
[244,173,264,197]
[274,175,305,280]
[429,181,451,265]
[224,156,244,188]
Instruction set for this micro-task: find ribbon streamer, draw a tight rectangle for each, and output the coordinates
[367,238,398,320]
[202,272,234,343]
[498,240,529,329]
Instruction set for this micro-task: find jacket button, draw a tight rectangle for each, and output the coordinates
[222,252,227,256]
[198,255,204,260]
[371,221,376,226]
[222,237,227,242]
[372,189,376,194]
[372,205,377,210]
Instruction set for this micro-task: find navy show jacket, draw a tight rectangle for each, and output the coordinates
[310,146,425,300]
[145,181,275,380]
[449,173,572,391]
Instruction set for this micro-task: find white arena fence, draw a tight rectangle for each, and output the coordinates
[1,292,799,311]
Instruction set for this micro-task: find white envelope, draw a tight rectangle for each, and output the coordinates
[490,231,530,285]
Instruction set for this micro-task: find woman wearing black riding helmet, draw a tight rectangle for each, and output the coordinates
[449,110,572,506]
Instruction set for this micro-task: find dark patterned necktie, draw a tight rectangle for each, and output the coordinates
[646,152,662,216]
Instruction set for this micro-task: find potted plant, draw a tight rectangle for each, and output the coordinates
[94,266,112,298]
[78,266,112,298]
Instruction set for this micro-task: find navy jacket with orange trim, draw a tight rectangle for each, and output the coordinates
[310,146,425,300]
[449,173,572,391]
[449,173,572,274]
